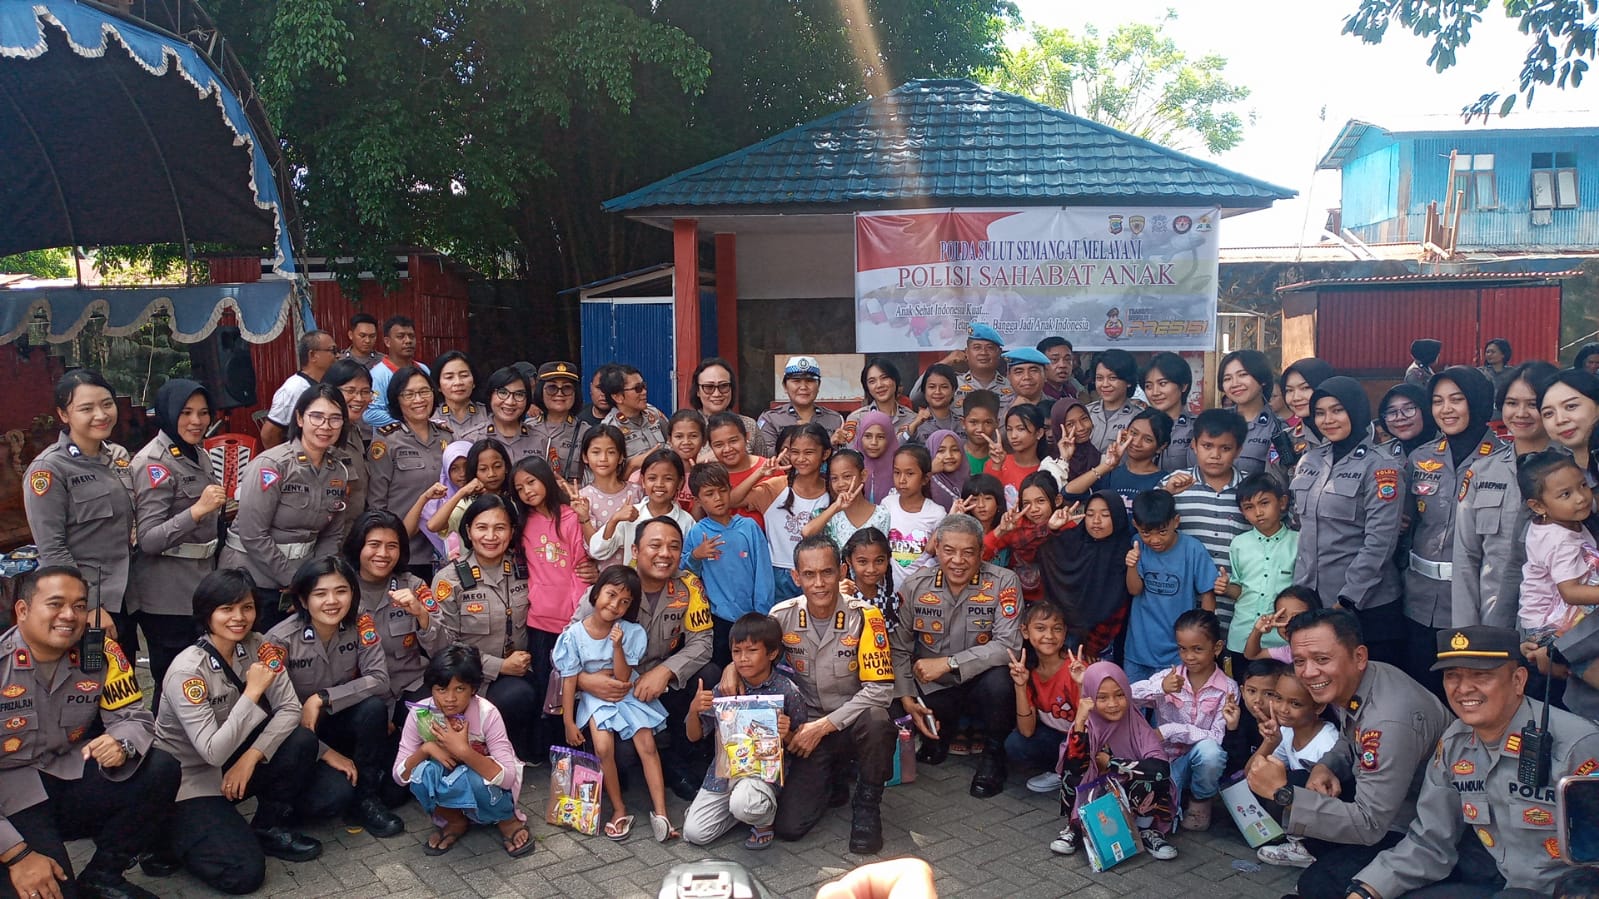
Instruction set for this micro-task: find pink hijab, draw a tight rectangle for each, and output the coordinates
[926,428,967,510]
[1068,661,1167,813]
[852,409,900,504]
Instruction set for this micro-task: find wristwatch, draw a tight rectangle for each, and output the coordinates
[117,738,139,764]
[1274,784,1294,807]
[947,657,960,673]
[1345,882,1378,899]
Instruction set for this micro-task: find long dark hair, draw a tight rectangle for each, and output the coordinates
[779,422,833,512]
[511,455,569,522]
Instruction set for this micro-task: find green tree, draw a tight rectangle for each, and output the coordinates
[0,249,71,279]
[1342,0,1594,118]
[979,11,1252,155]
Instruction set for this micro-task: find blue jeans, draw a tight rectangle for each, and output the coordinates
[1122,660,1163,684]
[1168,738,1226,801]
[772,566,803,603]
[1004,725,1067,772]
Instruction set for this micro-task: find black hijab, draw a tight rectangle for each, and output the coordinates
[1038,490,1132,632]
[1430,365,1496,468]
[1283,357,1335,394]
[1307,376,1372,461]
[1379,383,1438,455]
[1411,339,1442,367]
[154,378,211,463]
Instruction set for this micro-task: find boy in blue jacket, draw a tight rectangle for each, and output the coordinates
[682,462,774,665]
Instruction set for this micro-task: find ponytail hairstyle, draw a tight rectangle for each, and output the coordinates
[779,422,834,512]
[893,443,933,499]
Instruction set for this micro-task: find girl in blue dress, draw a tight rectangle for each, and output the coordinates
[555,566,676,842]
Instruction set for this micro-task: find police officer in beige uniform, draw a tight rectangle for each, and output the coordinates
[366,366,449,578]
[529,361,592,481]
[154,568,323,895]
[572,516,715,799]
[324,358,377,539]
[1245,608,1449,899]
[263,556,403,837]
[220,384,351,632]
[600,364,670,470]
[764,535,896,854]
[1346,627,1599,899]
[892,514,1023,798]
[433,350,490,438]
[0,567,179,899]
[911,323,1014,418]
[434,495,541,760]
[344,511,447,712]
[460,366,543,464]
[758,357,846,453]
[23,370,137,648]
[129,379,228,709]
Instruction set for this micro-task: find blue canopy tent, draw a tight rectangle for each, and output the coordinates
[0,0,312,342]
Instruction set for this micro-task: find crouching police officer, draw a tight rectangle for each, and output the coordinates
[891,514,1023,798]
[0,566,180,899]
[1346,626,1599,899]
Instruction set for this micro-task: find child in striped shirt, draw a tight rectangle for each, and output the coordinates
[1167,410,1250,635]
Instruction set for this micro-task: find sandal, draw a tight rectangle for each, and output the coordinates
[604,814,634,841]
[743,825,775,850]
[422,824,467,856]
[500,822,536,858]
[650,811,680,843]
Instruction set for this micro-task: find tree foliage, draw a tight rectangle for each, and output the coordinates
[979,11,1252,155]
[1342,0,1596,119]
[0,249,71,279]
[205,0,1017,302]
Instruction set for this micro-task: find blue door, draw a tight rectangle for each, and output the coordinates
[581,299,675,414]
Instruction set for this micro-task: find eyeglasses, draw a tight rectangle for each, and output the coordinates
[341,387,374,399]
[303,411,345,428]
[495,388,529,401]
[542,383,575,396]
[698,381,733,394]
[311,345,336,355]
[1383,405,1420,422]
[624,383,648,394]
[398,389,434,402]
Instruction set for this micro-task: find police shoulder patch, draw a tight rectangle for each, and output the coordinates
[368,441,387,461]
[358,613,379,647]
[182,677,207,705]
[259,467,280,491]
[147,463,171,488]
[27,470,50,497]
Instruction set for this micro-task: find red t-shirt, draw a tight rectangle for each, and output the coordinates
[1029,661,1080,734]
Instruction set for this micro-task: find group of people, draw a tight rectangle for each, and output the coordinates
[9,313,1599,898]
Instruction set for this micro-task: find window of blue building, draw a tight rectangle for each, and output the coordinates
[1532,152,1579,209]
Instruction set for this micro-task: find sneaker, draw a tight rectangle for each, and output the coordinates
[1181,797,1213,831]
[1257,837,1316,868]
[1140,828,1178,860]
[1027,771,1064,793]
[1048,826,1078,855]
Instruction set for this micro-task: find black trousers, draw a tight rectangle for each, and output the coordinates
[297,695,391,820]
[921,667,1014,744]
[249,586,292,634]
[658,662,720,774]
[774,706,897,842]
[1300,828,1509,899]
[138,612,198,713]
[1403,618,1447,701]
[0,750,181,899]
[1354,601,1406,670]
[484,670,543,763]
[711,616,735,668]
[1296,831,1404,899]
[170,725,320,895]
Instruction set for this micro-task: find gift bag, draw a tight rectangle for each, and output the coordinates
[885,715,917,787]
[546,746,603,835]
[712,695,785,784]
[1076,775,1140,872]
[1220,776,1284,848]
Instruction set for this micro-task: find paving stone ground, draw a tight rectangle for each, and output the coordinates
[76,748,1301,898]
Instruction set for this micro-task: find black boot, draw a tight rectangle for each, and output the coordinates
[78,866,160,899]
[969,741,1006,799]
[349,793,406,838]
[848,782,885,855]
[254,801,323,862]
[915,737,948,766]
[828,776,851,808]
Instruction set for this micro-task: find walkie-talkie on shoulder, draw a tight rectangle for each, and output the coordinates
[1519,668,1555,790]
[455,559,477,589]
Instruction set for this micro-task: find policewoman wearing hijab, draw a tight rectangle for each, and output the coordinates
[1376,382,1438,456]
[130,378,229,704]
[1290,376,1408,667]
[1400,365,1503,693]
[1038,489,1133,658]
[1278,357,1335,464]
[221,383,352,632]
[23,369,137,643]
[262,556,405,838]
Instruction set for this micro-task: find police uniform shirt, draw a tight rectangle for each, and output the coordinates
[130,431,222,616]
[263,613,390,711]
[527,412,591,481]
[1085,399,1146,453]
[436,402,490,439]
[460,419,543,466]
[1283,661,1449,845]
[769,597,893,731]
[889,563,1024,697]
[569,571,713,688]
[1290,439,1407,610]
[0,630,149,852]
[952,371,1013,417]
[1357,695,1599,897]
[602,405,669,460]
[435,554,528,681]
[1405,436,1504,628]
[367,420,449,561]
[1288,421,1324,460]
[219,439,349,590]
[154,634,302,802]
[1161,413,1196,473]
[332,425,370,540]
[837,405,918,445]
[358,574,448,700]
[1452,443,1539,629]
[22,432,136,613]
[1237,410,1284,476]
[756,404,846,453]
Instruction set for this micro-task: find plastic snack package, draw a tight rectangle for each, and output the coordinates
[712,694,785,785]
[546,746,603,835]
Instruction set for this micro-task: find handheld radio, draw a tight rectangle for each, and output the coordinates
[1518,665,1555,790]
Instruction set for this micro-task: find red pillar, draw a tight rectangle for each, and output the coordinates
[714,233,739,375]
[673,218,701,409]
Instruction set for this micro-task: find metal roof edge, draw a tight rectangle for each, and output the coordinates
[1276,270,1584,292]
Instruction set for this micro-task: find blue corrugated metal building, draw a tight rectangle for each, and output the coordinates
[1319,115,1599,250]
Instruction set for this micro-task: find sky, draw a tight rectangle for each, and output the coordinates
[1009,0,1595,247]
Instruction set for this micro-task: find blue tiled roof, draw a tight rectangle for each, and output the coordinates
[604,79,1295,213]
